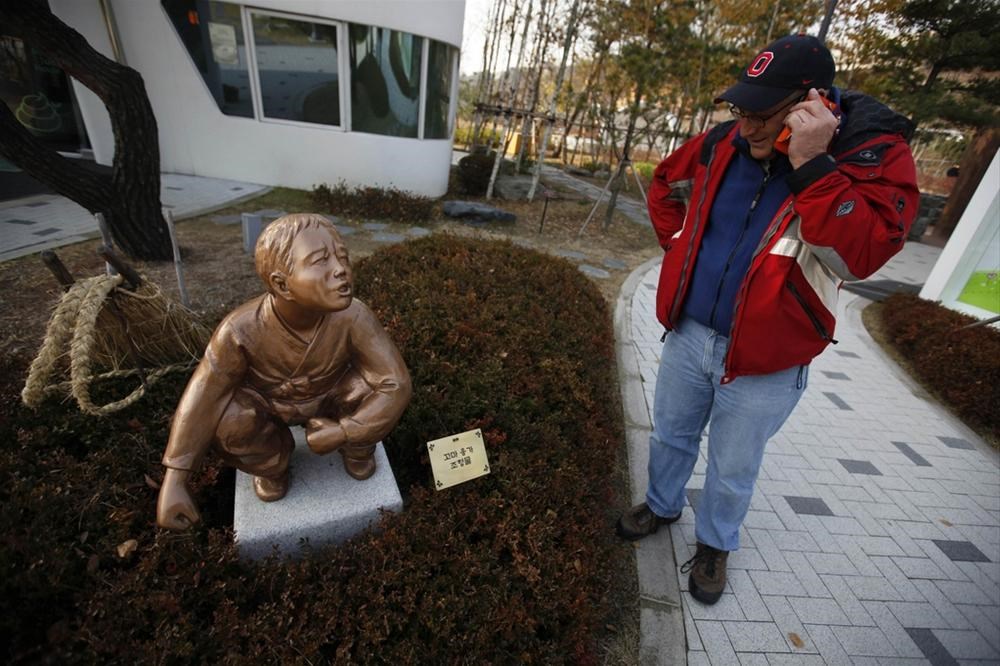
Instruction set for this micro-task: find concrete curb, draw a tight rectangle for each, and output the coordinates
[615,256,687,666]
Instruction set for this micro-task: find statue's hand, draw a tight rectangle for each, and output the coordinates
[305,418,347,455]
[156,468,201,531]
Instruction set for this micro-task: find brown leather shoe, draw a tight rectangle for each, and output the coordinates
[682,542,729,605]
[253,473,289,502]
[341,445,376,480]
[616,502,681,541]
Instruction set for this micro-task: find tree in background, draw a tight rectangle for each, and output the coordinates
[0,0,171,260]
[837,0,999,128]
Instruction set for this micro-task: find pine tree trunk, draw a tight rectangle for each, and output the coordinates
[0,0,170,260]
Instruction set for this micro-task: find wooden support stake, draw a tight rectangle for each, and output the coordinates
[98,245,143,290]
[41,250,76,291]
[94,212,117,276]
[164,210,190,307]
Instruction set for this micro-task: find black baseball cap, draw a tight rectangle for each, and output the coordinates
[715,34,835,112]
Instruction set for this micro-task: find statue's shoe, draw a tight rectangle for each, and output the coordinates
[342,450,376,480]
[253,473,289,501]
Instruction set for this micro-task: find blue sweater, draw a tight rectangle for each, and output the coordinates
[681,139,793,335]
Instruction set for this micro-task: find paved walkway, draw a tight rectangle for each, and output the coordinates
[0,174,269,262]
[616,242,1000,665]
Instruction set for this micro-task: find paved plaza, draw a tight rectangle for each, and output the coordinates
[618,242,1000,665]
[0,174,269,262]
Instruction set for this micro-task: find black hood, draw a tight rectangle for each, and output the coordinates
[834,90,915,154]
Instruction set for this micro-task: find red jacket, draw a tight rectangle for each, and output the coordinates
[648,91,919,383]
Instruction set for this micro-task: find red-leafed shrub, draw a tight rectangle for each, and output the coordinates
[311,181,434,223]
[877,293,1000,439]
[0,236,626,663]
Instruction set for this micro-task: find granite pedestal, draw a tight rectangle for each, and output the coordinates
[234,427,402,559]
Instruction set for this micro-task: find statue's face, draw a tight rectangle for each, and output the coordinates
[280,226,353,312]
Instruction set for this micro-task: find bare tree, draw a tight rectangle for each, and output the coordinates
[529,0,584,200]
[486,0,535,199]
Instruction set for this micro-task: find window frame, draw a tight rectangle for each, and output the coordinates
[160,1,460,140]
[243,7,348,132]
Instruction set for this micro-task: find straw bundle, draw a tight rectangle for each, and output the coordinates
[21,273,211,415]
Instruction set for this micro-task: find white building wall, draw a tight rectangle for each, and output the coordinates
[920,148,1000,319]
[49,0,465,196]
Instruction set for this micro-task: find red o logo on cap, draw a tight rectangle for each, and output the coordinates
[747,52,774,77]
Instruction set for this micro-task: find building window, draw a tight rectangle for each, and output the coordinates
[424,40,454,140]
[348,24,421,138]
[162,0,253,118]
[162,1,457,139]
[249,12,340,127]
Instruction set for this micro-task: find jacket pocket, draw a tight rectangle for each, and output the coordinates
[786,280,838,344]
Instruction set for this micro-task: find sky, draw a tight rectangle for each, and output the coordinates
[460,0,495,75]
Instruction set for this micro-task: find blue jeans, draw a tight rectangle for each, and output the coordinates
[645,317,807,552]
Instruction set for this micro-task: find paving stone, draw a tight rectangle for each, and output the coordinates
[892,441,932,467]
[723,621,789,652]
[788,596,853,626]
[931,539,991,563]
[785,495,835,516]
[686,487,702,512]
[552,248,587,261]
[406,226,431,237]
[839,459,883,475]
[805,552,861,576]
[750,570,808,597]
[889,555,946,580]
[371,232,406,243]
[762,654,827,665]
[937,436,975,450]
[863,601,927,658]
[823,392,853,410]
[727,568,771,621]
[334,224,356,236]
[885,601,951,629]
[578,264,611,279]
[954,604,1000,653]
[931,627,1000,661]
[760,595,818,653]
[602,257,628,270]
[695,620,739,664]
[829,625,898,658]
[361,222,389,231]
[904,627,960,665]
[254,208,286,218]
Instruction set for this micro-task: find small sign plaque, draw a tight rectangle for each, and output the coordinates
[427,429,491,490]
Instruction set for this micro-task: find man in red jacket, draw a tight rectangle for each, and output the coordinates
[616,34,918,605]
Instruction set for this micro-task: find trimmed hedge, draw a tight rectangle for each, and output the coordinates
[878,293,1000,438]
[310,182,434,223]
[0,236,626,663]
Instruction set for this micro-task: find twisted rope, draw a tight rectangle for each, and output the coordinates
[22,275,198,416]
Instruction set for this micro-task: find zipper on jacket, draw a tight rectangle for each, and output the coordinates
[669,135,722,324]
[709,161,772,330]
[786,280,838,343]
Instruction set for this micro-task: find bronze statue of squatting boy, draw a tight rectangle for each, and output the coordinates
[156,213,412,531]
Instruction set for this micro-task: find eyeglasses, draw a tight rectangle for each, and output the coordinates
[729,94,805,129]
